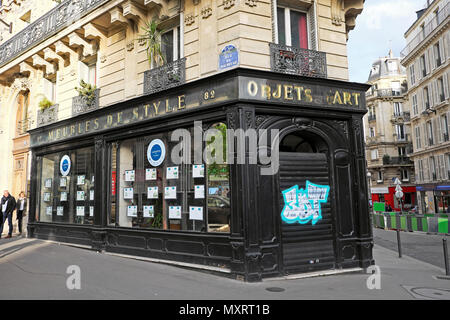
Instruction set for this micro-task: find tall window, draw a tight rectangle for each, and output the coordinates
[434,42,442,67]
[427,121,434,145]
[418,159,424,182]
[43,77,56,103]
[415,126,421,149]
[396,124,405,140]
[277,7,308,49]
[438,77,445,102]
[79,60,97,86]
[398,146,406,157]
[420,54,427,77]
[424,86,430,109]
[400,169,409,181]
[430,156,437,180]
[371,149,378,160]
[412,94,418,115]
[377,171,383,182]
[442,114,449,141]
[394,102,402,115]
[369,127,375,137]
[161,25,181,64]
[409,65,416,86]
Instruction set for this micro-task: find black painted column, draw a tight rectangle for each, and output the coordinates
[92,137,107,250]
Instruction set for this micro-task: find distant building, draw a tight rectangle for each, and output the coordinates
[364,50,416,211]
[401,0,449,214]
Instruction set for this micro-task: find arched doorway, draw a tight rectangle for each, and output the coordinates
[278,130,336,274]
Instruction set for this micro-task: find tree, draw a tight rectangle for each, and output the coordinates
[138,20,165,69]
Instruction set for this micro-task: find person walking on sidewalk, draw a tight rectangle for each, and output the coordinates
[0,190,16,239]
[16,192,26,236]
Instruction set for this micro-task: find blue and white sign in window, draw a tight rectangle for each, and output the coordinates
[60,155,71,176]
[147,139,166,167]
[219,44,239,70]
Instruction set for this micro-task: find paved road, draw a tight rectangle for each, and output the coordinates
[0,236,450,300]
[373,227,448,269]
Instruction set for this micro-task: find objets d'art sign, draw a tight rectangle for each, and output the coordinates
[281,181,330,225]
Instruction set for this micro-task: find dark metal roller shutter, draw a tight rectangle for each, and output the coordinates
[279,152,336,274]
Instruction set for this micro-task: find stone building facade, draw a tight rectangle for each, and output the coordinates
[401,0,449,214]
[0,0,373,281]
[364,50,416,212]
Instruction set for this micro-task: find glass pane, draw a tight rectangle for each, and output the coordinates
[277,8,286,45]
[161,30,174,63]
[290,10,308,49]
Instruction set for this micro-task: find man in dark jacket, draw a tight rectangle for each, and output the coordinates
[0,190,16,239]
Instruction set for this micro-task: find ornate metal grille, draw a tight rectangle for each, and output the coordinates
[143,58,186,95]
[72,89,100,116]
[37,104,58,127]
[269,43,327,78]
[0,0,108,68]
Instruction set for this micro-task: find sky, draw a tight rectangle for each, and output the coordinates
[347,0,429,83]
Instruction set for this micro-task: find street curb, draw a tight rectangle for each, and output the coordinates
[263,267,364,282]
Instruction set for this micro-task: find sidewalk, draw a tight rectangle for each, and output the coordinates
[0,237,449,299]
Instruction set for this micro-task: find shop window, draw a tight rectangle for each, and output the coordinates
[108,122,230,233]
[277,7,308,49]
[38,147,95,225]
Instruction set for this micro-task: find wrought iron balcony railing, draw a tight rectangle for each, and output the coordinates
[392,111,410,122]
[401,2,449,57]
[16,118,32,135]
[0,0,108,68]
[143,58,186,95]
[383,156,412,165]
[269,43,327,78]
[366,88,407,98]
[72,89,100,116]
[37,104,58,127]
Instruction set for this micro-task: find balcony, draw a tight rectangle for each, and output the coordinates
[269,43,327,78]
[401,2,449,57]
[393,133,409,143]
[37,104,58,127]
[366,88,407,98]
[392,111,410,122]
[383,156,413,165]
[143,58,186,95]
[16,118,32,135]
[0,0,109,68]
[72,89,100,116]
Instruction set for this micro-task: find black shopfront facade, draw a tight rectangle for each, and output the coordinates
[27,68,374,282]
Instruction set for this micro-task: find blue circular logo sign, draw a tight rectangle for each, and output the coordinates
[147,139,165,167]
[60,155,71,176]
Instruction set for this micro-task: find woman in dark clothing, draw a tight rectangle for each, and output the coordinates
[16,192,26,235]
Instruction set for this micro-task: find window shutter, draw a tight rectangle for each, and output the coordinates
[307,4,317,50]
[415,59,421,81]
[433,118,439,144]
[429,84,435,107]
[425,158,430,182]
[447,111,450,138]
[430,47,436,71]
[445,31,450,63]
[433,80,439,105]
[425,51,430,75]
[444,72,449,99]
[437,116,442,143]
[422,123,427,144]
[419,89,424,111]
[439,38,445,62]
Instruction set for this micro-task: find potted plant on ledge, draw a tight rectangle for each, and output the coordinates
[73,80,99,115]
[37,96,58,126]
